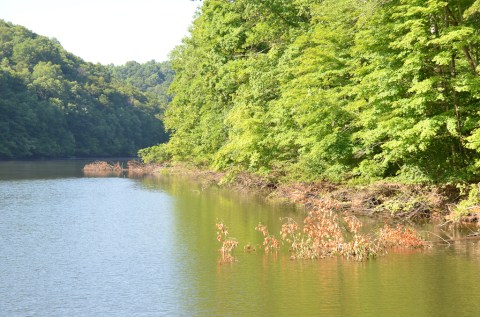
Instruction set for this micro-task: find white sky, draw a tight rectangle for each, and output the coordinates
[0,0,201,65]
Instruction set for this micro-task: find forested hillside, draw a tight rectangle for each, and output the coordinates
[145,0,480,184]
[109,60,174,108]
[0,20,168,159]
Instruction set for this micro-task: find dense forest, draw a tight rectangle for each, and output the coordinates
[141,0,480,184]
[0,20,170,159]
[109,60,174,107]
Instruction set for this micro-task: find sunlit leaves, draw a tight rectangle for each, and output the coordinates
[161,0,480,183]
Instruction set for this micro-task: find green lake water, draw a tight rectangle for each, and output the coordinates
[1,160,480,316]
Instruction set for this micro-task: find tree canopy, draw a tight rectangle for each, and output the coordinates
[145,0,480,184]
[108,60,174,109]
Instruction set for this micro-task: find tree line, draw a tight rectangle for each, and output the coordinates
[144,0,480,184]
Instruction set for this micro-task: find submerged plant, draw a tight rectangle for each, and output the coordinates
[279,207,346,259]
[341,215,380,261]
[216,221,239,263]
[278,209,379,261]
[255,223,280,253]
[219,199,428,264]
[274,198,425,261]
[377,224,428,249]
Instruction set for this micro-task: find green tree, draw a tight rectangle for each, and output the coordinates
[352,0,480,182]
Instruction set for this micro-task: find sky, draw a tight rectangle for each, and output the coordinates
[0,0,201,65]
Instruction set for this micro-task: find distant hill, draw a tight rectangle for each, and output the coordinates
[0,20,169,159]
[109,60,174,108]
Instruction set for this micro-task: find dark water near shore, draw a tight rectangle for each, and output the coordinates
[1,160,480,316]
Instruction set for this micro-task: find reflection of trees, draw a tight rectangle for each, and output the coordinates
[142,174,480,316]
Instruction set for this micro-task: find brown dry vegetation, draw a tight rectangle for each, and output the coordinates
[273,182,458,221]
[216,221,239,263]
[83,160,164,178]
[220,198,428,262]
[259,198,427,261]
[83,161,124,172]
[82,161,125,177]
[126,160,162,177]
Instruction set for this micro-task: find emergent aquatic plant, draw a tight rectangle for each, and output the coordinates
[216,221,239,263]
[259,198,426,261]
[220,199,428,263]
[255,223,280,253]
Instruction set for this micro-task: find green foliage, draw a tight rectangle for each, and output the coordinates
[108,60,174,111]
[145,0,480,184]
[350,0,480,183]
[0,20,168,159]
[453,183,480,219]
[138,143,171,164]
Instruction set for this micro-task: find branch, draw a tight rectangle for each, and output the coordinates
[462,47,478,75]
[445,5,478,75]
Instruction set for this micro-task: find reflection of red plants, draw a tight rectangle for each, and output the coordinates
[377,224,427,249]
[216,222,239,263]
[255,223,280,253]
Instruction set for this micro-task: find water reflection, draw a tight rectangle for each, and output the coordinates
[138,174,480,317]
[2,161,480,316]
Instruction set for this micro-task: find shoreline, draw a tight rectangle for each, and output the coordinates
[82,160,480,259]
[83,160,478,226]
[147,164,461,224]
[0,156,136,162]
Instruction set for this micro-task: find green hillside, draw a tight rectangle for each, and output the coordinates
[0,20,168,159]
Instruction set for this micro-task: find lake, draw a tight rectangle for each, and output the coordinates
[1,160,480,316]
